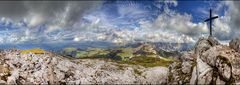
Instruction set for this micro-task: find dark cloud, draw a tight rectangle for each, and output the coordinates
[0,1,103,27]
[0,1,28,21]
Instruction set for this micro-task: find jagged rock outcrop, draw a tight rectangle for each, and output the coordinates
[168,37,240,84]
[0,50,168,84]
[193,37,237,84]
[168,37,219,84]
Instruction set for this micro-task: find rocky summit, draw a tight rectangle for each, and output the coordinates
[1,36,240,84]
[168,36,240,84]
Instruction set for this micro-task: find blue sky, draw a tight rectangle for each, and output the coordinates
[0,1,238,49]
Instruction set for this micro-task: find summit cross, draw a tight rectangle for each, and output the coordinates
[204,9,218,37]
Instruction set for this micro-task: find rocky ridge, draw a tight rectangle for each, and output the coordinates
[0,49,168,84]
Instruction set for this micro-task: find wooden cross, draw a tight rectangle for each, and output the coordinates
[204,9,218,37]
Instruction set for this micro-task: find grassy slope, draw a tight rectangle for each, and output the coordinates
[63,47,177,67]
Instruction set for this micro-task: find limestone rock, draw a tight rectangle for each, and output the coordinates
[180,51,196,62]
[194,37,212,56]
[216,55,231,81]
[216,77,226,84]
[181,62,192,74]
[208,36,220,46]
[200,46,221,66]
[190,66,197,84]
[172,37,238,84]
[7,69,19,84]
[142,67,168,84]
[200,45,233,81]
[196,56,213,84]
[0,80,6,84]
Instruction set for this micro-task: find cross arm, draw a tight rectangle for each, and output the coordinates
[204,18,210,22]
[204,16,218,22]
[211,16,218,20]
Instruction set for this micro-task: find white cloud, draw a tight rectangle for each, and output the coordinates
[153,13,208,36]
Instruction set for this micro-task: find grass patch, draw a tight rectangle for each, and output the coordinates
[117,56,174,67]
[73,48,110,58]
[63,47,77,53]
[116,48,134,61]
[20,48,46,54]
[158,49,181,58]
